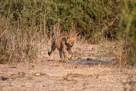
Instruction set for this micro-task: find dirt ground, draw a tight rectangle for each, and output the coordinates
[0,41,136,91]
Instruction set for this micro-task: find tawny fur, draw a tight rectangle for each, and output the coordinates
[48,35,75,61]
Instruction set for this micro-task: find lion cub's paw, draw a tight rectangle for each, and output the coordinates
[58,60,65,63]
[68,56,73,60]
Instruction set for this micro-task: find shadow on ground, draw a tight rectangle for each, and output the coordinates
[46,57,115,66]
[66,58,113,66]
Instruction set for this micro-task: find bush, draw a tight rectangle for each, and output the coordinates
[0,0,120,40]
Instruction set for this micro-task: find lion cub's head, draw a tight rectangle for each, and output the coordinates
[66,36,75,47]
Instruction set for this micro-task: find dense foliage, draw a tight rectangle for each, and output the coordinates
[0,0,119,39]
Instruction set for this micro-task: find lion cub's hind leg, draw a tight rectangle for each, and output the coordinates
[62,48,68,61]
[48,42,56,61]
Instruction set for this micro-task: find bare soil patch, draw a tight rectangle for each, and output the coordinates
[0,42,136,91]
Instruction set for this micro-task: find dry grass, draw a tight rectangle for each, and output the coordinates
[0,17,47,63]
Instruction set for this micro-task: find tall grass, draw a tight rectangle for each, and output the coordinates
[0,16,43,63]
[0,0,49,63]
[119,0,136,64]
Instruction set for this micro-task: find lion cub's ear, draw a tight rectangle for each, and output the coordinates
[66,36,70,39]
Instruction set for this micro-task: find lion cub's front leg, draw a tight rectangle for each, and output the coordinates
[67,48,73,60]
[59,50,63,60]
[62,48,68,61]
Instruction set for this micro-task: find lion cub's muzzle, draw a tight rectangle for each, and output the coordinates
[70,45,73,47]
[66,43,74,48]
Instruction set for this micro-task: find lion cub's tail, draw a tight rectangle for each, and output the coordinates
[48,51,51,56]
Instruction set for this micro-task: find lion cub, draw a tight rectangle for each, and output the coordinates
[48,35,75,61]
